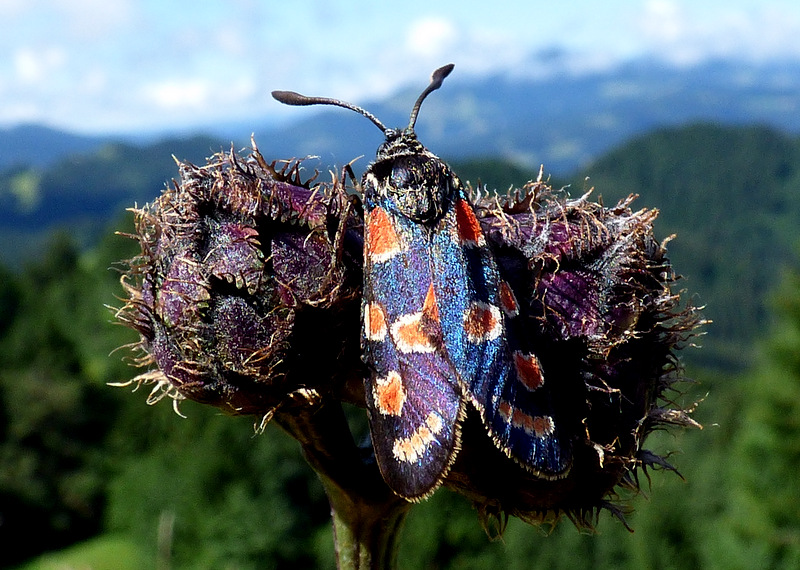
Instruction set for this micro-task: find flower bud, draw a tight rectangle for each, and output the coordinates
[116,143,363,419]
[445,182,702,528]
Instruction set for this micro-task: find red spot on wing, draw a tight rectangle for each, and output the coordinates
[366,206,401,262]
[512,408,536,433]
[423,283,440,323]
[499,280,519,317]
[392,412,445,463]
[463,301,502,342]
[514,351,545,391]
[532,415,554,438]
[498,401,513,421]
[374,371,406,416]
[454,199,485,247]
[365,302,388,341]
[391,312,437,353]
[391,286,442,353]
[497,400,554,438]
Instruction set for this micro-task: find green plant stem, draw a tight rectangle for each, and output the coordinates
[323,472,410,569]
[277,402,411,569]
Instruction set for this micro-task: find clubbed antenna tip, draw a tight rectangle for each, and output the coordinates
[407,63,455,132]
[430,63,455,90]
[271,90,317,107]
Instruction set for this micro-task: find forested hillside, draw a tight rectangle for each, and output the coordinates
[1,123,799,568]
[0,135,224,268]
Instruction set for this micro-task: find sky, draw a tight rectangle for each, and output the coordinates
[3,0,800,135]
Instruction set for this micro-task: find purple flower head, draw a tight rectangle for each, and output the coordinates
[115,144,701,531]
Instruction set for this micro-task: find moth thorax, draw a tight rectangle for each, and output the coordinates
[376,154,454,223]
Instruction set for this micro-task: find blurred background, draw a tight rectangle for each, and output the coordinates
[1,1,799,568]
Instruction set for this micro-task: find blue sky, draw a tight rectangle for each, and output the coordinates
[3,0,800,135]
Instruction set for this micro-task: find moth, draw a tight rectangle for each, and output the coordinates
[273,64,571,499]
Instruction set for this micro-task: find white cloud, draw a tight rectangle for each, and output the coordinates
[138,75,258,126]
[743,7,800,60]
[0,101,40,124]
[80,68,109,94]
[214,26,250,57]
[0,0,28,18]
[406,17,458,58]
[639,0,685,43]
[52,0,135,40]
[634,2,800,64]
[13,47,68,84]
[143,79,214,109]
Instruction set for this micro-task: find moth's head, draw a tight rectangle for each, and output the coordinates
[366,142,455,223]
[374,127,424,160]
[272,64,456,223]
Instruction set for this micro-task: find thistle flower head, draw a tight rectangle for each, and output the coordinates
[115,144,701,531]
[116,142,363,421]
[446,181,702,528]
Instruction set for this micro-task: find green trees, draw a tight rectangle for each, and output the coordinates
[718,270,800,568]
[0,232,135,565]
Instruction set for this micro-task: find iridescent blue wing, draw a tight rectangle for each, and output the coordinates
[430,188,572,478]
[361,195,464,500]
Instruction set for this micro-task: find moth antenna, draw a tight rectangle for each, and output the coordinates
[407,63,455,132]
[271,90,388,133]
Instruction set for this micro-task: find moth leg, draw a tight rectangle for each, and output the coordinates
[317,163,363,301]
[332,162,363,263]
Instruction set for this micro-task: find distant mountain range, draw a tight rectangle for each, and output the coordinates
[0,124,116,170]
[250,58,800,175]
[2,58,800,175]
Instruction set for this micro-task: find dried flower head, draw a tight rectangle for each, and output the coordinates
[116,141,701,532]
[115,141,364,424]
[446,178,702,529]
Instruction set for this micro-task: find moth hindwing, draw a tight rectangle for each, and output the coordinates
[273,64,572,500]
